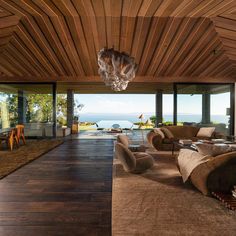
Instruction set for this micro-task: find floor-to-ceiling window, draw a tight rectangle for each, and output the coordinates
[163,94,174,125]
[0,83,55,137]
[74,94,156,130]
[175,84,234,135]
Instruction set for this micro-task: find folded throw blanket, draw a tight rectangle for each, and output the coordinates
[177,149,210,182]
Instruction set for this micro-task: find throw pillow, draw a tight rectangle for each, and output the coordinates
[196,127,215,138]
[196,143,231,157]
[153,128,165,139]
[160,127,174,139]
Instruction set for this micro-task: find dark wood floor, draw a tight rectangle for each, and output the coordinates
[0,139,114,236]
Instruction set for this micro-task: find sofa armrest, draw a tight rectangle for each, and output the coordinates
[146,131,157,146]
[152,134,163,151]
[190,151,236,195]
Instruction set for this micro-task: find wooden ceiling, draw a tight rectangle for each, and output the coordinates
[0,0,235,87]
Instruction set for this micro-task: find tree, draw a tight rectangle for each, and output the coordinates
[149,115,156,124]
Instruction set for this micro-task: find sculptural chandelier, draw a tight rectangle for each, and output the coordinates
[98,48,137,91]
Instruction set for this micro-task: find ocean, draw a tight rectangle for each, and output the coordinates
[79,113,228,124]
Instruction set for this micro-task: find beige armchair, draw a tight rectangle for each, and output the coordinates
[190,151,236,196]
[117,134,146,152]
[115,143,154,174]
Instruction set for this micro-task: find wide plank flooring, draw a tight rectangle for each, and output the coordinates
[0,139,114,236]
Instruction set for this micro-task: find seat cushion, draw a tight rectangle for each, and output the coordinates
[162,138,174,144]
[133,153,154,173]
[161,127,174,139]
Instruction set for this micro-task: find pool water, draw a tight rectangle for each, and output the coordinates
[95,120,138,129]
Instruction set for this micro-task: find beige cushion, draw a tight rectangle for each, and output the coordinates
[196,127,215,138]
[196,143,231,157]
[161,127,174,139]
[153,128,165,139]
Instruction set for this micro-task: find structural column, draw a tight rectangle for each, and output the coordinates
[52,83,57,138]
[155,90,163,127]
[18,90,27,124]
[173,84,177,125]
[202,93,211,124]
[67,89,74,129]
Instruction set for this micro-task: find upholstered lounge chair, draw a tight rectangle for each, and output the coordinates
[117,134,146,152]
[190,151,236,196]
[115,143,154,174]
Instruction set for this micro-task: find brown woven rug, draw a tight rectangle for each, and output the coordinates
[0,139,63,179]
[112,151,236,235]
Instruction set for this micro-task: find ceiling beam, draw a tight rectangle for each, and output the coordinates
[0,76,235,83]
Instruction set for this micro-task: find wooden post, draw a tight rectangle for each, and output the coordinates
[155,90,163,127]
[173,84,177,125]
[67,89,74,129]
[52,83,57,138]
[230,83,235,136]
[18,90,26,124]
[202,93,211,124]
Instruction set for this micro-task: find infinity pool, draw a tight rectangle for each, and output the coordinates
[96,120,138,129]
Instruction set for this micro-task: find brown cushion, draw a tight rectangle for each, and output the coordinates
[161,127,174,139]
[153,128,165,139]
[133,153,154,173]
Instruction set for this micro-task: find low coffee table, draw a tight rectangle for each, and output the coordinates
[128,144,149,152]
[172,141,197,155]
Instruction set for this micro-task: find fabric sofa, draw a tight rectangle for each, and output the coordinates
[189,151,236,195]
[147,126,223,151]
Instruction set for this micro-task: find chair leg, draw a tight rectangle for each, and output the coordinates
[14,136,19,148]
[21,135,26,145]
[8,138,13,151]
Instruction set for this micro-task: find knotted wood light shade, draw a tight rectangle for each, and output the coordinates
[98,48,137,91]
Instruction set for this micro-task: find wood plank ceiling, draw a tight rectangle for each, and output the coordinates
[0,0,235,84]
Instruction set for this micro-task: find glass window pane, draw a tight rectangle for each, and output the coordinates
[163,94,173,125]
[74,94,156,130]
[0,84,54,137]
[176,84,232,135]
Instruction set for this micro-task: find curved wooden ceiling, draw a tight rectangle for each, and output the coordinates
[0,0,235,83]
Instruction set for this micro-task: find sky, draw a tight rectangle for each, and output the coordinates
[75,93,230,115]
[75,94,156,114]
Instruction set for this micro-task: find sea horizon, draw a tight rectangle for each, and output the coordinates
[79,112,228,124]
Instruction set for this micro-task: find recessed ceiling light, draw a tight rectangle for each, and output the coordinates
[213,49,220,55]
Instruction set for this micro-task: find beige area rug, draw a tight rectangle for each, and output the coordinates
[0,139,63,179]
[112,151,236,236]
